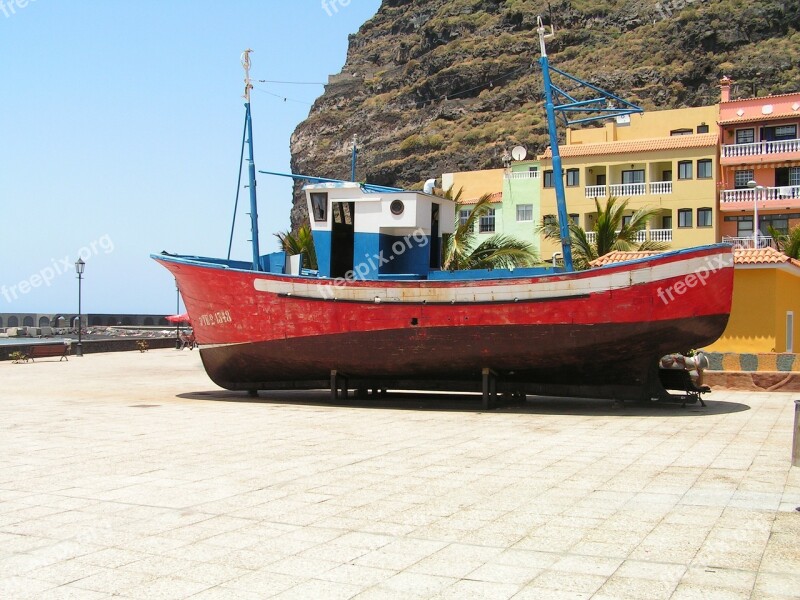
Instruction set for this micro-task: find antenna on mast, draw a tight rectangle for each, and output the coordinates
[537,16,553,58]
[241,49,253,103]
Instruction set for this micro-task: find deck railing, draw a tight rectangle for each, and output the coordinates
[721,186,800,203]
[721,236,777,249]
[609,183,646,196]
[585,229,670,244]
[504,171,540,180]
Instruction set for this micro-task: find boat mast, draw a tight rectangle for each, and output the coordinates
[351,134,358,181]
[537,18,573,271]
[535,16,643,272]
[242,49,261,271]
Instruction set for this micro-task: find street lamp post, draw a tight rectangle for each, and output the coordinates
[75,258,85,357]
[746,180,763,248]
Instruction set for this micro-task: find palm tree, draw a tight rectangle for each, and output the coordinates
[437,187,538,270]
[274,223,317,270]
[768,225,800,259]
[540,196,668,269]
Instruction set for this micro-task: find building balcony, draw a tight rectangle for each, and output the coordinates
[584,182,672,198]
[720,185,800,210]
[609,183,646,196]
[721,139,800,165]
[586,229,672,244]
[722,236,776,250]
[504,170,539,180]
[584,185,607,198]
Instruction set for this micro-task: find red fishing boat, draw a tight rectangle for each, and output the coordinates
[153,33,734,404]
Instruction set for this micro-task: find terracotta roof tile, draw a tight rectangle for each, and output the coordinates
[539,133,718,159]
[589,247,800,269]
[460,191,502,205]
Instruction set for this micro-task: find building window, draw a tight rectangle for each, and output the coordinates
[678,209,693,228]
[528,166,538,174]
[790,167,800,186]
[735,128,755,144]
[697,124,710,134]
[697,208,712,228]
[622,215,632,228]
[543,170,554,188]
[621,170,645,184]
[542,214,556,227]
[458,209,471,229]
[569,213,579,225]
[310,192,328,222]
[697,159,712,179]
[479,208,495,233]
[662,215,673,230]
[670,128,693,136]
[678,161,693,180]
[566,169,579,187]
[765,125,797,141]
[761,214,789,235]
[516,204,533,222]
[734,169,754,189]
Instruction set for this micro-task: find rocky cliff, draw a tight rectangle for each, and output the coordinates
[289,0,799,228]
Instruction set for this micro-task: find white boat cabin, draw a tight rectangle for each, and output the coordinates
[304,182,456,280]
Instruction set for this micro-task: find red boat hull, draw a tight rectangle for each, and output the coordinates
[154,245,734,400]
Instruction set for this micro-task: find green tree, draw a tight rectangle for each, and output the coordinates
[274,223,317,270]
[768,225,800,259]
[436,186,538,270]
[540,196,668,270]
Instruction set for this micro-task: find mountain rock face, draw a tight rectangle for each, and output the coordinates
[289,0,799,228]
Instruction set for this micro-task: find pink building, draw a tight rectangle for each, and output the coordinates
[718,77,800,246]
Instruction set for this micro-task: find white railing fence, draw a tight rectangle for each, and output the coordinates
[721,186,800,203]
[722,138,800,158]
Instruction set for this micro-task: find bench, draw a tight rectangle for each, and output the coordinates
[658,368,710,407]
[26,344,70,362]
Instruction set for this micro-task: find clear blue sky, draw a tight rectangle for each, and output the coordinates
[0,0,381,315]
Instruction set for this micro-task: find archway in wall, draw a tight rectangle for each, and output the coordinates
[23,316,34,327]
[39,317,50,327]
[8,316,18,327]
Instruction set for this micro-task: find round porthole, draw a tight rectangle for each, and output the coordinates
[390,199,404,215]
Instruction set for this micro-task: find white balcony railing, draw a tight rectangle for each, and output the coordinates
[649,181,673,195]
[609,183,646,196]
[585,229,669,244]
[504,170,539,180]
[722,236,777,250]
[721,185,800,204]
[722,138,800,158]
[584,185,607,198]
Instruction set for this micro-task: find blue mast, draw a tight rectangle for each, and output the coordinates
[242,49,261,271]
[351,134,358,181]
[536,17,643,272]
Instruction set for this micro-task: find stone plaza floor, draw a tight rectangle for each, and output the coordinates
[1,349,799,599]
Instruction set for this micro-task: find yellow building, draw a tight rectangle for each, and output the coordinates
[538,106,720,257]
[705,248,800,354]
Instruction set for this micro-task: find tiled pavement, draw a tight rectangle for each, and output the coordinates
[1,349,798,599]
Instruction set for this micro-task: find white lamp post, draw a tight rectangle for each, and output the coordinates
[746,180,763,248]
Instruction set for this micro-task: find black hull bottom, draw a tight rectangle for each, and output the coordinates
[199,316,729,402]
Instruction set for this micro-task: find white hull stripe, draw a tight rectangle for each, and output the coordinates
[253,254,732,304]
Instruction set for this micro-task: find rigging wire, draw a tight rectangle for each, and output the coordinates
[252,85,314,106]
[256,79,326,85]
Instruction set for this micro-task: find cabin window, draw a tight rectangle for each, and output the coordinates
[735,128,754,145]
[678,209,693,228]
[697,208,712,228]
[697,159,712,179]
[390,200,404,215]
[479,209,496,233]
[543,170,554,188]
[566,169,580,187]
[310,193,328,222]
[678,161,693,180]
[516,204,533,222]
[734,169,754,189]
